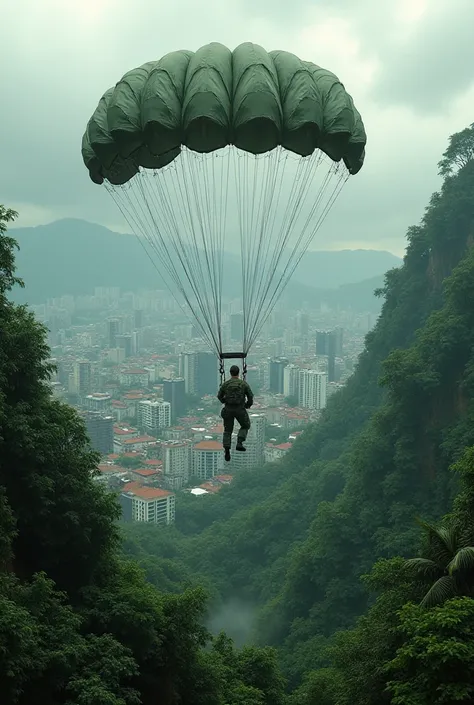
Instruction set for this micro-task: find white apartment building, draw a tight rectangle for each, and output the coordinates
[229,413,266,471]
[85,393,111,413]
[72,360,92,395]
[120,484,175,525]
[283,364,300,398]
[138,400,171,433]
[162,441,192,490]
[298,369,327,410]
[193,440,224,480]
[120,369,150,387]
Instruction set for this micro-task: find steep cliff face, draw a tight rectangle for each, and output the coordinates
[160,155,474,683]
[255,160,474,681]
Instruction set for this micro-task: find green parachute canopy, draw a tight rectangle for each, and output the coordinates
[82,42,366,362]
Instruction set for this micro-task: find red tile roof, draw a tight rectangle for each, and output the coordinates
[194,440,223,451]
[122,482,172,500]
[131,468,161,477]
[199,482,222,493]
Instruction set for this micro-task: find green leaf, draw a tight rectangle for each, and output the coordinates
[420,575,456,608]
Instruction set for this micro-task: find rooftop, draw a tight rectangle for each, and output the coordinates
[122,482,172,500]
[131,468,161,477]
[194,440,223,451]
[120,435,156,444]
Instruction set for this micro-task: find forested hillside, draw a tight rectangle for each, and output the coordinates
[124,125,474,703]
[0,204,289,704]
[3,123,474,705]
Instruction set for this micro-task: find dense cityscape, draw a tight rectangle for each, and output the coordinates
[31,286,376,526]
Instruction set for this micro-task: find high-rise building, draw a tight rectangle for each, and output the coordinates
[298,370,327,410]
[315,330,339,382]
[296,312,309,337]
[179,353,196,395]
[268,359,287,394]
[179,352,218,397]
[83,412,114,454]
[138,400,171,434]
[245,366,261,392]
[107,318,121,348]
[162,441,192,490]
[85,393,111,413]
[73,360,92,396]
[283,364,300,398]
[131,331,140,356]
[163,378,186,420]
[196,352,218,397]
[327,331,336,383]
[120,485,175,525]
[315,330,329,355]
[193,440,224,480]
[116,334,132,359]
[229,413,266,471]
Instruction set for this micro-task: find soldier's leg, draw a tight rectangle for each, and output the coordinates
[222,408,235,448]
[235,408,251,446]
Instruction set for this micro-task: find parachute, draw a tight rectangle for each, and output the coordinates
[82,42,366,376]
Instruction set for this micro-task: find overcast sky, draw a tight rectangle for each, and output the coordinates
[2,0,474,256]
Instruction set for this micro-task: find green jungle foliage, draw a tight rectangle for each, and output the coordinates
[2,123,474,704]
[123,123,474,702]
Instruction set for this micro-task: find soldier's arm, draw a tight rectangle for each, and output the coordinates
[245,382,254,406]
[217,382,226,403]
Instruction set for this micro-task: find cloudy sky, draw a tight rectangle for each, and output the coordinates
[2,0,474,256]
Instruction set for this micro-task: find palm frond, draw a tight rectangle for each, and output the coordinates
[420,575,456,608]
[404,557,442,580]
[415,518,456,567]
[448,546,474,576]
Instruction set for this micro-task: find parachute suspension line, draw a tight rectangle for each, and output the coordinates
[105,145,349,368]
[105,148,231,356]
[107,175,218,353]
[233,148,349,354]
[251,158,348,348]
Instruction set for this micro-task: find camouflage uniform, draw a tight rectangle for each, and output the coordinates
[217,377,254,448]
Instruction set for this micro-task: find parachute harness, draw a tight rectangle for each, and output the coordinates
[219,351,248,384]
[106,146,348,364]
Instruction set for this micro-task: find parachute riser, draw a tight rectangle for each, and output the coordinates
[219,352,248,383]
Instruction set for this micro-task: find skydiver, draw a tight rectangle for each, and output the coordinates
[217,365,254,462]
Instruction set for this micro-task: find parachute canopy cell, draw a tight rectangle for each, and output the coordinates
[82,42,366,185]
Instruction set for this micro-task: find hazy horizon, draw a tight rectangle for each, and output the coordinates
[3,0,474,259]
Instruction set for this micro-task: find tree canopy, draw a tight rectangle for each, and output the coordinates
[4,121,474,703]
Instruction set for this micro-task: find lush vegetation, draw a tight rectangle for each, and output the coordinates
[0,204,288,705]
[123,123,474,703]
[3,123,474,704]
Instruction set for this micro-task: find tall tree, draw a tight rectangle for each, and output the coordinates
[404,519,474,607]
[438,123,474,177]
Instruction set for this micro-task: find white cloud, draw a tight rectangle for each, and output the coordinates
[1,0,472,258]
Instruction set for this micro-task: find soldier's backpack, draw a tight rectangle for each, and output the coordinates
[224,378,246,406]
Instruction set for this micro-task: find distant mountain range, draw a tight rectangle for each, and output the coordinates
[9,219,402,312]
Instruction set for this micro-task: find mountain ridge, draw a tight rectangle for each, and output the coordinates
[10,218,401,310]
